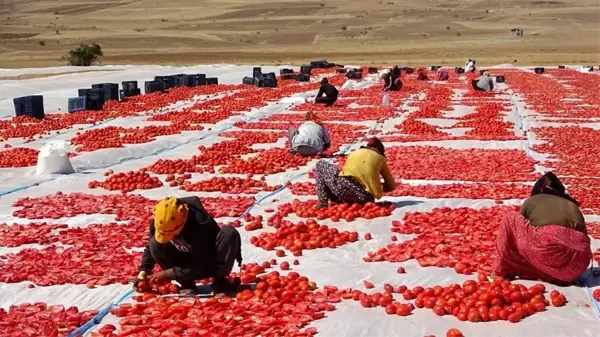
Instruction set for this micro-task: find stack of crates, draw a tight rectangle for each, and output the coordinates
[68,97,87,113]
[279,68,294,80]
[145,81,166,94]
[91,83,119,102]
[206,77,219,85]
[14,95,44,119]
[77,88,104,110]
[154,75,177,89]
[196,74,207,86]
[120,81,141,99]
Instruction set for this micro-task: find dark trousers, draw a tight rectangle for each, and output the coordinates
[149,226,241,289]
[315,95,337,107]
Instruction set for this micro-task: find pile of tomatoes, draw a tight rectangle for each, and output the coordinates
[0,242,141,287]
[363,206,518,274]
[94,270,333,337]
[274,200,395,222]
[0,222,65,247]
[386,182,530,200]
[220,148,312,175]
[250,218,359,252]
[88,170,163,192]
[385,146,537,182]
[180,176,280,194]
[0,147,40,167]
[0,303,99,337]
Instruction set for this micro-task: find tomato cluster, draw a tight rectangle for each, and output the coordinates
[274,200,395,222]
[0,222,64,247]
[180,176,280,194]
[88,170,163,192]
[218,130,284,143]
[95,270,334,337]
[385,146,537,182]
[220,148,313,175]
[250,218,359,252]
[410,276,555,323]
[0,303,98,337]
[0,147,40,167]
[364,206,518,274]
[0,243,141,286]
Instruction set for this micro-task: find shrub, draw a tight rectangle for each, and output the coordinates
[66,43,103,66]
[341,25,347,30]
[39,41,45,46]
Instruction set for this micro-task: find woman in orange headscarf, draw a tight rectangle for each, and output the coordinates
[134,196,243,295]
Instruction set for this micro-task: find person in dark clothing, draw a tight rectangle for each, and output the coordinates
[417,68,429,81]
[314,78,338,106]
[382,66,402,91]
[134,196,242,295]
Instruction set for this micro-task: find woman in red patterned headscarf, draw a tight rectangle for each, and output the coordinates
[493,172,592,284]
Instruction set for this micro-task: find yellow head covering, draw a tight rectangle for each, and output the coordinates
[153,197,188,243]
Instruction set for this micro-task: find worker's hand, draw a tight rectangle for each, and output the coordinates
[132,271,148,292]
[149,269,174,284]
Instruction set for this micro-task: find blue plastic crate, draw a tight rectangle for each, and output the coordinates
[68,97,87,113]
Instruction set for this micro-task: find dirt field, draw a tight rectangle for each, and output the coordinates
[1,0,599,68]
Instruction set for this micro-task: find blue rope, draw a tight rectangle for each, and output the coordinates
[66,290,133,337]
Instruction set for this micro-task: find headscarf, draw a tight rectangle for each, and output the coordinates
[483,71,491,77]
[305,111,323,126]
[531,172,579,206]
[363,137,385,157]
[153,197,189,243]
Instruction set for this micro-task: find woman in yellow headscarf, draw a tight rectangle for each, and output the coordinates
[134,196,242,295]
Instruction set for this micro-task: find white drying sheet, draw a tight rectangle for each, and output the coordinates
[0,65,598,337]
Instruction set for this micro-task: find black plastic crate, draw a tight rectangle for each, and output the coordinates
[295,74,310,82]
[87,96,104,111]
[155,75,177,89]
[336,68,347,74]
[177,74,196,87]
[78,88,91,97]
[264,77,277,88]
[279,68,293,76]
[206,77,219,85]
[346,71,362,80]
[310,60,328,69]
[195,74,207,86]
[14,95,45,119]
[300,66,312,75]
[496,75,505,83]
[120,88,141,100]
[122,81,138,91]
[455,67,465,74]
[280,74,295,80]
[145,81,165,94]
[91,83,119,101]
[534,67,545,74]
[68,97,88,113]
[368,67,378,74]
[242,76,254,85]
[253,67,262,76]
[558,65,565,69]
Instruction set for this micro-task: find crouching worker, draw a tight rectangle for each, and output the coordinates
[382,66,402,91]
[289,112,331,156]
[473,71,494,92]
[134,196,242,295]
[437,68,449,81]
[417,68,429,81]
[314,78,339,107]
[494,172,592,284]
[314,137,396,208]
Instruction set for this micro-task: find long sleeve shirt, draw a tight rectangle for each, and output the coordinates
[340,148,396,199]
[139,197,221,280]
[291,121,330,154]
[520,194,587,234]
[316,83,338,98]
[475,75,494,92]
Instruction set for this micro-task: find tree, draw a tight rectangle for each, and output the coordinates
[66,43,103,66]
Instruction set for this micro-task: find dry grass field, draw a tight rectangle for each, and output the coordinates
[0,0,599,68]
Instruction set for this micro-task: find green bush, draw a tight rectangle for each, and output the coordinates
[66,43,103,66]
